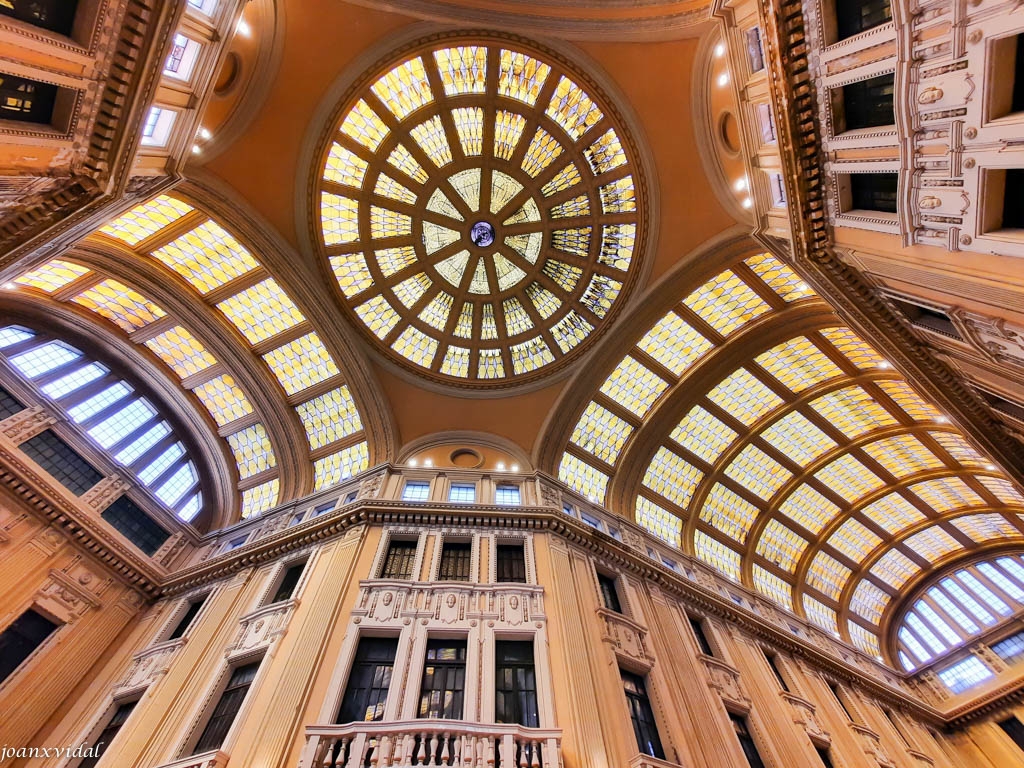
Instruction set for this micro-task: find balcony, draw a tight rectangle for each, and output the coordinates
[301,721,562,768]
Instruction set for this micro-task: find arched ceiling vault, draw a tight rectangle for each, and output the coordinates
[545,243,1024,662]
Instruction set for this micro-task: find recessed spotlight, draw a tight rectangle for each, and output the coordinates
[985,464,996,471]
[742,198,753,209]
[2,282,15,290]
[798,282,810,292]
[199,127,211,140]
[714,43,726,58]
[717,72,730,87]
[409,458,418,467]
[424,458,433,467]
[191,144,202,154]
[937,416,949,423]
[734,178,747,192]
[497,461,506,471]
[879,361,891,369]
[511,464,520,472]
[236,18,251,36]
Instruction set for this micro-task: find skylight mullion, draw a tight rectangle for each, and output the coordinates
[924,588,979,637]
[962,566,1020,619]
[139,444,187,488]
[10,341,82,380]
[106,412,164,455]
[126,428,179,473]
[957,571,1011,616]
[87,398,157,449]
[980,560,1024,601]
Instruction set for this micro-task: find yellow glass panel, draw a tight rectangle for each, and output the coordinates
[153,220,258,293]
[725,444,791,500]
[904,526,961,562]
[571,401,633,465]
[909,477,983,512]
[355,295,401,339]
[191,374,253,426]
[498,49,551,105]
[745,252,814,303]
[598,224,635,272]
[670,405,737,465]
[701,483,759,543]
[584,129,627,175]
[378,246,418,277]
[870,549,919,588]
[952,513,1019,543]
[694,530,742,582]
[707,367,783,426]
[848,623,881,657]
[828,518,882,562]
[852,586,888,632]
[392,273,431,309]
[99,195,193,245]
[525,282,560,320]
[757,519,809,572]
[321,193,360,245]
[510,335,555,373]
[450,168,482,212]
[490,171,523,215]
[387,143,429,184]
[324,143,368,188]
[241,478,279,518]
[635,496,682,546]
[876,379,942,421]
[436,251,470,288]
[440,345,470,378]
[481,303,498,337]
[579,275,621,320]
[410,116,452,167]
[452,107,484,156]
[330,252,375,298]
[419,292,453,331]
[226,423,276,478]
[434,46,487,96]
[144,326,217,378]
[545,75,603,140]
[493,110,526,160]
[550,194,590,219]
[551,227,591,259]
[861,492,926,534]
[643,446,703,509]
[542,163,582,197]
[753,565,793,611]
[313,441,369,490]
[814,454,884,503]
[374,174,417,205]
[638,311,711,378]
[755,336,843,394]
[521,127,563,177]
[340,99,389,151]
[978,476,1024,506]
[809,387,897,440]
[495,256,526,292]
[296,386,363,449]
[929,431,986,467]
[15,259,90,293]
[819,326,885,369]
[217,279,305,344]
[803,596,839,636]
[426,188,464,222]
[550,312,593,354]
[598,176,636,214]
[504,198,541,226]
[779,485,840,535]
[503,297,533,336]
[807,551,851,600]
[371,56,432,120]
[600,356,668,418]
[684,270,771,337]
[558,452,608,501]
[262,333,340,395]
[370,206,412,239]
[72,279,166,331]
[760,411,837,466]
[862,434,944,478]
[454,303,474,339]
[392,326,438,367]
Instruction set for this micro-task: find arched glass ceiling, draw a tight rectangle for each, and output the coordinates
[556,251,1024,661]
[896,554,1024,670]
[314,37,644,386]
[0,325,202,520]
[11,194,371,518]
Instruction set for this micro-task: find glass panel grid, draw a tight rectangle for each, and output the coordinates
[756,519,808,572]
[599,356,668,417]
[241,479,280,518]
[754,337,843,394]
[753,565,793,611]
[295,387,363,449]
[642,447,703,508]
[152,220,258,293]
[15,259,90,293]
[724,444,791,501]
[670,406,738,465]
[557,453,609,501]
[72,280,166,331]
[938,656,993,693]
[217,279,305,344]
[570,401,633,465]
[701,484,760,544]
[635,496,681,546]
[637,312,712,377]
[313,442,369,490]
[191,375,253,426]
[694,530,742,581]
[144,326,217,378]
[706,368,783,427]
[226,423,277,478]
[98,195,192,245]
[262,333,340,395]
[683,270,770,337]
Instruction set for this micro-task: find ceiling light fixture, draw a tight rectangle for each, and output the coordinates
[715,43,726,57]
[497,462,506,471]
[409,458,418,467]
[236,18,250,36]
[718,72,730,87]
[742,198,753,209]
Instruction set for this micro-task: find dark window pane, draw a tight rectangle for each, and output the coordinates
[689,617,714,656]
[168,596,207,641]
[439,541,472,581]
[496,544,526,583]
[621,670,664,759]
[828,682,854,720]
[836,0,892,39]
[418,639,467,719]
[850,173,898,213]
[0,73,58,123]
[765,653,790,692]
[20,429,102,495]
[731,714,767,768]
[0,0,77,35]
[78,700,136,768]
[1004,169,1024,229]
[193,662,260,754]
[0,609,60,683]
[816,746,835,768]
[495,641,538,727]
[841,73,895,130]
[0,383,24,419]
[1000,716,1024,752]
[101,495,169,556]
[381,540,417,579]
[598,573,622,613]
[1013,35,1024,114]
[271,560,306,603]
[338,637,398,723]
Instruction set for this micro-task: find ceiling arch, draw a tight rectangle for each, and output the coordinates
[547,246,1024,662]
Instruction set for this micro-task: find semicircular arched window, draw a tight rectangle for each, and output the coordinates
[0,324,202,520]
[896,554,1024,670]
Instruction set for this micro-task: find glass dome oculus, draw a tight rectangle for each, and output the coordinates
[316,36,645,386]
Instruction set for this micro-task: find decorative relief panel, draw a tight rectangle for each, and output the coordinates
[852,722,896,768]
[950,309,1024,370]
[225,599,297,659]
[115,638,185,697]
[36,567,101,623]
[353,581,544,629]
[782,691,830,743]
[598,607,654,669]
[82,474,129,512]
[699,655,752,711]
[0,405,57,444]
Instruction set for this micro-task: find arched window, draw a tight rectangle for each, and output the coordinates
[0,325,202,520]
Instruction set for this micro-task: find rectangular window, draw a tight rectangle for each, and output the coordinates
[689,617,714,656]
[495,485,521,506]
[0,72,58,124]
[937,655,994,693]
[78,700,137,768]
[730,714,767,768]
[140,106,177,147]
[312,501,335,517]
[835,0,892,40]
[449,483,476,503]
[418,639,467,719]
[288,511,305,527]
[597,572,623,613]
[0,609,60,683]
[20,429,103,495]
[496,543,527,583]
[439,541,472,581]
[168,596,207,640]
[164,34,202,81]
[337,637,398,723]
[988,34,1024,120]
[828,682,853,720]
[770,173,787,207]
[757,103,777,144]
[816,746,835,768]
[0,383,24,419]
[581,511,603,530]
[0,0,78,35]
[226,535,248,550]
[402,481,430,501]
[381,540,417,579]
[1000,716,1024,752]
[193,661,261,754]
[621,670,664,759]
[835,73,895,131]
[889,298,962,340]
[849,173,898,213]
[992,631,1024,664]
[269,560,306,604]
[344,490,358,504]
[765,653,790,692]
[495,640,539,727]
[746,27,765,72]
[101,495,170,556]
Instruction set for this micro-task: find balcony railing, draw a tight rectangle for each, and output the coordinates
[301,720,562,768]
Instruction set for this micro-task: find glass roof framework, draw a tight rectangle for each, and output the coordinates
[12,195,371,519]
[0,326,203,521]
[557,252,1024,662]
[315,38,645,386]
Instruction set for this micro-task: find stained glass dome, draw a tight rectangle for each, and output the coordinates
[314,36,646,386]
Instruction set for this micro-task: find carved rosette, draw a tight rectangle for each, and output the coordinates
[700,656,751,711]
[0,405,56,443]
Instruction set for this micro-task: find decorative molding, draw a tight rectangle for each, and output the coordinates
[700,655,752,712]
[0,406,57,444]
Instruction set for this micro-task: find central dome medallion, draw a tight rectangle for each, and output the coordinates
[314,35,646,387]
